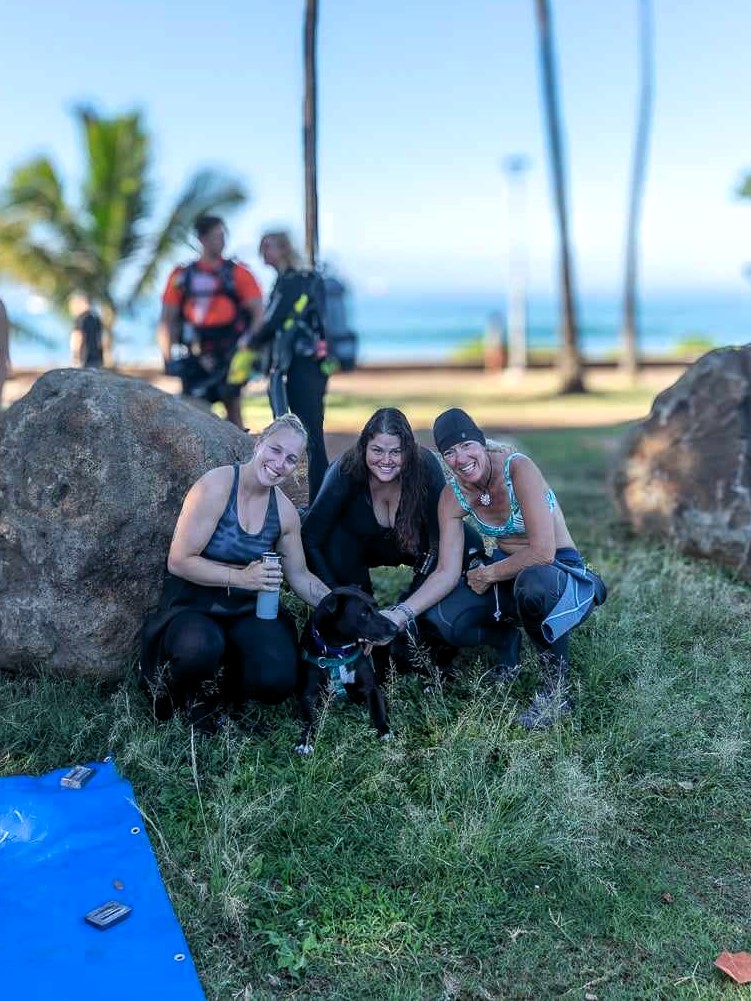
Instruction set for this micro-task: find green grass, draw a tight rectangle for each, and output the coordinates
[237,378,668,435]
[3,425,751,999]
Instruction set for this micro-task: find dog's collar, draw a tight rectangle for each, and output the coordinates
[310,623,359,659]
[302,646,361,670]
[302,645,362,698]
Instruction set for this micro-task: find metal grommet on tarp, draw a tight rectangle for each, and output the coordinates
[0,760,205,999]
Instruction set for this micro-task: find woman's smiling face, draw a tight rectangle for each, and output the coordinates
[255,428,304,486]
[365,433,404,484]
[441,439,488,485]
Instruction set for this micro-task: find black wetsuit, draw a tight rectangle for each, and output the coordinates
[302,447,455,592]
[73,310,103,367]
[253,269,328,500]
[301,448,483,675]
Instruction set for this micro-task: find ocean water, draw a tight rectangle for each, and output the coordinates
[5,288,750,367]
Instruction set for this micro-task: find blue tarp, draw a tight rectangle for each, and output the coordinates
[0,760,205,999]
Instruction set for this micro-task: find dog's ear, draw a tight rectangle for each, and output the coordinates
[316,591,341,617]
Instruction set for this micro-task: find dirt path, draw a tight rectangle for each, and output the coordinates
[3,362,683,436]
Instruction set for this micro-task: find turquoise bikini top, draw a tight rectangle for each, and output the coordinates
[448,451,556,539]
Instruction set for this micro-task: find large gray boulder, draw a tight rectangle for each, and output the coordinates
[613,345,751,580]
[0,369,306,678]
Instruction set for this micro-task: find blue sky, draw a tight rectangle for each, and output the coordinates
[2,0,750,298]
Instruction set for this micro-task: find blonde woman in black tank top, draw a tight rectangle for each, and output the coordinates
[140,414,330,732]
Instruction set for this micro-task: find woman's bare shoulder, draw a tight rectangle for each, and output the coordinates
[275,486,300,528]
[185,465,235,504]
[438,480,465,518]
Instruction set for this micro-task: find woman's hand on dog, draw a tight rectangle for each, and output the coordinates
[236,559,283,592]
[379,607,407,635]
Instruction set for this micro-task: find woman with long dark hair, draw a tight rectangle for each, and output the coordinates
[302,407,483,671]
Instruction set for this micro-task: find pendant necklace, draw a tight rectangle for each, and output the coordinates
[478,459,493,507]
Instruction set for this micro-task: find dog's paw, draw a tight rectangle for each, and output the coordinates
[294,742,314,757]
[379,731,394,742]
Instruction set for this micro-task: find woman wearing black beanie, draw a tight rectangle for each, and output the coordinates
[381,408,606,730]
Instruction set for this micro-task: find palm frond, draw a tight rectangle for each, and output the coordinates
[0,106,253,323]
[1,156,93,261]
[0,222,97,309]
[125,168,249,306]
[5,157,67,222]
[77,105,153,277]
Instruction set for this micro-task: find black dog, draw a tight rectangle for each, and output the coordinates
[296,586,398,754]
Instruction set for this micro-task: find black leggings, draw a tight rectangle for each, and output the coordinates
[161,608,299,712]
[283,356,329,502]
[423,562,577,667]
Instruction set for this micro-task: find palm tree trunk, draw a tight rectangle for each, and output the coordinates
[534,0,584,394]
[303,0,319,269]
[621,0,654,381]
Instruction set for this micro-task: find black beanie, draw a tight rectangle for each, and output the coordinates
[433,408,486,454]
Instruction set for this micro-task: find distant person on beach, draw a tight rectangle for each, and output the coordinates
[158,215,264,429]
[69,293,104,368]
[250,230,329,500]
[0,297,10,404]
[380,408,607,729]
[302,407,484,676]
[140,413,331,733]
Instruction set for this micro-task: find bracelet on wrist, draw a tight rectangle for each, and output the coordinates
[391,602,416,632]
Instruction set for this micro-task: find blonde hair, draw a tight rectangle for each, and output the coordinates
[252,413,309,486]
[259,230,303,271]
[253,413,308,452]
[485,437,516,453]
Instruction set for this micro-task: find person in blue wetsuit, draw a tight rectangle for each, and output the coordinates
[380,408,606,729]
[140,413,330,732]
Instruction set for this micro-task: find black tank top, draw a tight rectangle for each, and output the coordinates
[201,464,281,564]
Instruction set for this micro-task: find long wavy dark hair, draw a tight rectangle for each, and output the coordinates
[340,408,426,553]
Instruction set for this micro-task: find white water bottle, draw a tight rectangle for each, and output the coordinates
[256,552,282,620]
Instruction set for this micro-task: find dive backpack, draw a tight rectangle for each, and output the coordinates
[321,273,358,372]
[270,269,358,374]
[176,259,250,339]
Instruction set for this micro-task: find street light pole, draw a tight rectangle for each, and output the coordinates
[502,154,531,374]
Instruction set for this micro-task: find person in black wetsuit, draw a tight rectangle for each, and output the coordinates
[301,407,483,676]
[69,293,104,368]
[140,413,330,732]
[250,231,329,500]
